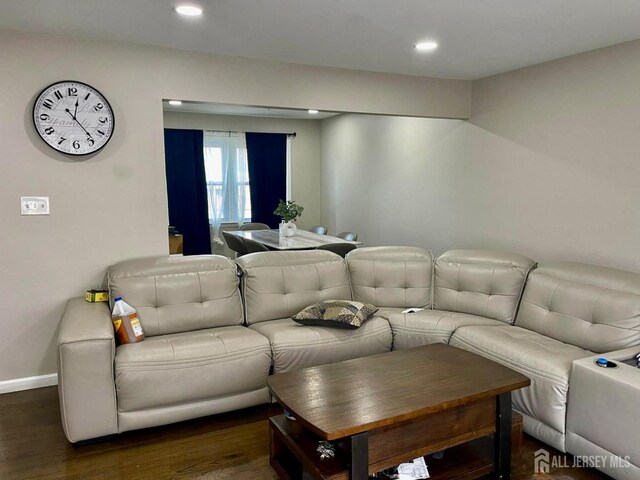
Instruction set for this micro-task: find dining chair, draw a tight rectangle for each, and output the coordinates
[242,237,270,253]
[316,243,357,258]
[239,222,271,231]
[222,231,248,257]
[308,225,327,235]
[336,231,358,242]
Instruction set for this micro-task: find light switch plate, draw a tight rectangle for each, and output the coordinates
[21,196,50,215]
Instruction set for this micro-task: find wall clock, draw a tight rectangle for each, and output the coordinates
[32,80,115,156]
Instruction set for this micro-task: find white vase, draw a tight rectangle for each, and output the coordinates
[280,221,297,237]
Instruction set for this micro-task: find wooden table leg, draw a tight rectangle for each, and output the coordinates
[351,432,369,480]
[494,392,512,480]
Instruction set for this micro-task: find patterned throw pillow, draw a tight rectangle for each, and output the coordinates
[291,300,379,329]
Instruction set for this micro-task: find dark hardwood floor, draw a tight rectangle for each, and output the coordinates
[0,386,609,480]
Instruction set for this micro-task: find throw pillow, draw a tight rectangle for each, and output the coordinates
[291,300,378,329]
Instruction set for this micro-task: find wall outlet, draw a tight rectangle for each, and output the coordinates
[21,196,50,215]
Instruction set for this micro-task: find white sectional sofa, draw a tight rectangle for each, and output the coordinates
[57,246,640,479]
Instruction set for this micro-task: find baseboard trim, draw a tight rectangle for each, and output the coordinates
[0,373,58,394]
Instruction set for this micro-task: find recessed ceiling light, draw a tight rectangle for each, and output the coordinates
[415,41,438,52]
[308,109,319,115]
[175,5,203,16]
[168,100,183,106]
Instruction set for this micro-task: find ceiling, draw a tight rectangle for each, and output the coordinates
[163,101,340,120]
[2,0,640,80]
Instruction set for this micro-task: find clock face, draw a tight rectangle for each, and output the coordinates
[33,81,115,156]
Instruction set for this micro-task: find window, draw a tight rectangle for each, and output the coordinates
[203,132,251,225]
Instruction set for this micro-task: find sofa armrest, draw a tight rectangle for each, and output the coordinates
[599,346,640,362]
[57,298,118,442]
[567,350,640,469]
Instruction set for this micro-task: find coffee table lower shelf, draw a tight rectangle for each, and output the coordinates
[269,414,523,480]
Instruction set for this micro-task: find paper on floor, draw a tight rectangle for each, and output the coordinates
[397,457,429,479]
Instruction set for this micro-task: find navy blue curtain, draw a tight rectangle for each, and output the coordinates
[245,132,287,228]
[164,129,211,255]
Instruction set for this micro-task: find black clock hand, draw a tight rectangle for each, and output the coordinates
[64,108,94,139]
[73,98,79,118]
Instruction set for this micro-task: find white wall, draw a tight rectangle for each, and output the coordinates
[321,114,471,250]
[163,112,323,230]
[321,38,640,272]
[0,29,469,383]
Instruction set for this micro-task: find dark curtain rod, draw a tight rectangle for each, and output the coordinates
[207,130,296,138]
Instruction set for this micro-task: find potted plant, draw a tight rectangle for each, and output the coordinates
[274,200,304,237]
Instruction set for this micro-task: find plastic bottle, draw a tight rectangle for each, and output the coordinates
[111,297,145,344]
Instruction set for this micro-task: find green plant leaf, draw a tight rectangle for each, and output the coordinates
[274,199,304,223]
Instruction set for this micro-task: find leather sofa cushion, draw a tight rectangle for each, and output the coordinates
[347,246,433,308]
[249,317,392,373]
[389,310,506,349]
[450,325,592,436]
[237,251,351,325]
[115,326,271,412]
[108,255,243,336]
[376,307,407,321]
[516,262,640,353]
[434,250,536,323]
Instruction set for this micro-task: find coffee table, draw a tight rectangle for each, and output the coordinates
[267,343,530,480]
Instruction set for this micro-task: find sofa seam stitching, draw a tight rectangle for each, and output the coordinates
[486,267,495,317]
[269,325,391,349]
[116,347,269,369]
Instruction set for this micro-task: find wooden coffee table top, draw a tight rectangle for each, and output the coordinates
[267,344,530,440]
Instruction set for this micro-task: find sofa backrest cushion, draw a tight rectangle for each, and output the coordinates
[237,251,351,325]
[434,249,536,323]
[107,255,243,337]
[346,246,433,308]
[516,262,640,352]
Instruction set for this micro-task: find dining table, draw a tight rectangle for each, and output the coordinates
[225,229,361,250]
